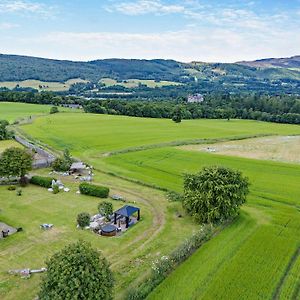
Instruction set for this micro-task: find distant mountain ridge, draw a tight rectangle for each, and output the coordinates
[237,55,300,69]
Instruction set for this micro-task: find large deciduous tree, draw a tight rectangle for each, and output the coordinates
[0,120,10,140]
[183,166,249,224]
[39,240,114,300]
[0,147,32,178]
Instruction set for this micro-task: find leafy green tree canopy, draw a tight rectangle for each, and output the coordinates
[0,119,10,140]
[0,147,32,178]
[39,240,114,300]
[183,166,249,224]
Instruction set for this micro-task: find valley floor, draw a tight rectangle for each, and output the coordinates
[1,106,300,299]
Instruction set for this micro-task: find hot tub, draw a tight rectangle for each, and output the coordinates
[101,224,117,237]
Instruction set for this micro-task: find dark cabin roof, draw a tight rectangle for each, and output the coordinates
[114,205,140,217]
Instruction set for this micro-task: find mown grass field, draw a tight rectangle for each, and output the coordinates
[0,102,72,123]
[22,113,300,156]
[0,78,88,92]
[4,108,300,299]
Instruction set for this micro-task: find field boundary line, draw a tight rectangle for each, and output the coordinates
[104,134,275,156]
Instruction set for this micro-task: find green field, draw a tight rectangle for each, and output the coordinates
[22,113,300,156]
[2,106,300,299]
[0,102,75,123]
[103,148,300,299]
[0,78,88,92]
[100,78,181,88]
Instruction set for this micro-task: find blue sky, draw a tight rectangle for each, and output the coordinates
[0,0,299,62]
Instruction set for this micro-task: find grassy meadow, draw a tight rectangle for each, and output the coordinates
[0,102,73,123]
[100,78,181,88]
[22,113,300,156]
[0,78,88,92]
[1,105,300,299]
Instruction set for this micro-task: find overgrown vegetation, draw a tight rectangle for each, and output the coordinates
[125,225,215,300]
[52,149,73,172]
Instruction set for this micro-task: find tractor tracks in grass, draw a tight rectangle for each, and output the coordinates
[272,246,300,300]
[106,184,166,268]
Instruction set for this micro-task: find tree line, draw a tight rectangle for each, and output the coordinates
[1,89,299,124]
[83,94,300,124]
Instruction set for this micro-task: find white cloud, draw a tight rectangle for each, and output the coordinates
[0,22,19,30]
[106,0,186,15]
[3,25,298,63]
[0,0,55,17]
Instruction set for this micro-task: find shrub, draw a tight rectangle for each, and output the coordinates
[98,202,113,221]
[77,212,91,228]
[38,241,114,300]
[51,149,73,172]
[30,176,56,188]
[79,182,109,198]
[7,185,16,191]
[50,106,59,114]
[52,184,59,194]
[16,188,22,196]
[166,191,182,202]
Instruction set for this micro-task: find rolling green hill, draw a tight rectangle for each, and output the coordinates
[0,54,299,93]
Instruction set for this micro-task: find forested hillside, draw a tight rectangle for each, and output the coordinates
[1,54,300,88]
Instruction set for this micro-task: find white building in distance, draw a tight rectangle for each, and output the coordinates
[187,94,204,103]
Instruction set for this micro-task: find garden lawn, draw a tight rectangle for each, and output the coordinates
[0,169,196,300]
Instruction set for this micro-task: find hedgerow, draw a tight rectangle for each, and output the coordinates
[30,176,55,188]
[79,182,109,198]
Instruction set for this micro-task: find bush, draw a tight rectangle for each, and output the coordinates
[16,188,22,196]
[79,182,109,198]
[51,150,73,172]
[52,184,59,194]
[7,185,16,191]
[38,241,114,300]
[77,212,91,228]
[98,202,113,221]
[30,176,56,188]
[50,106,59,114]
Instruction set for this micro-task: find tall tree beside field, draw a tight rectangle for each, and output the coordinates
[0,120,10,140]
[39,240,114,300]
[183,166,249,224]
[0,147,32,178]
